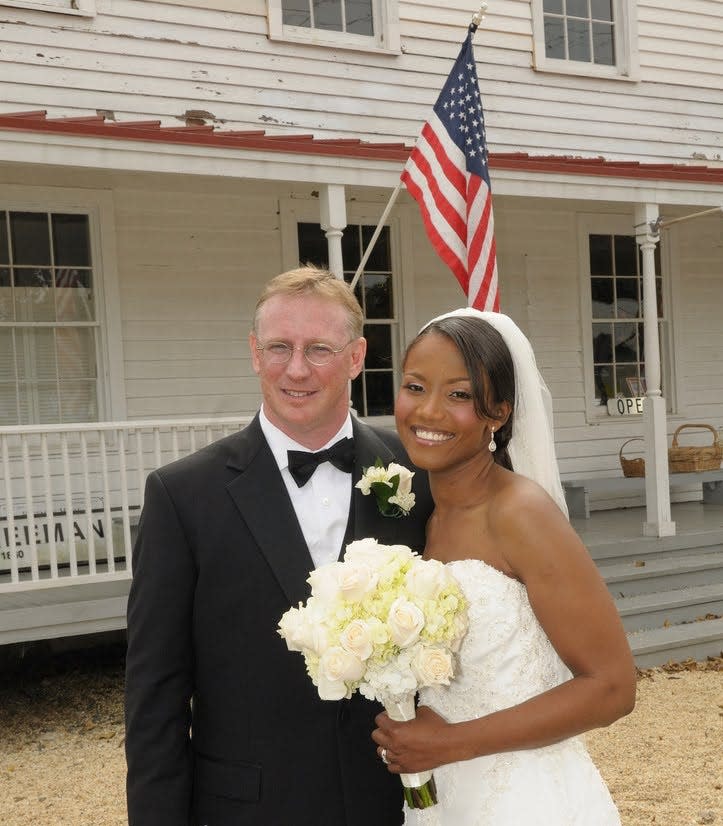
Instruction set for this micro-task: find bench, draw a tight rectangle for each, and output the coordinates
[562,469,723,519]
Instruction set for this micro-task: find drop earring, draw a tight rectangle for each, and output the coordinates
[488,427,497,453]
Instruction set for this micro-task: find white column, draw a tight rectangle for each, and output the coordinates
[319,184,347,280]
[635,203,675,537]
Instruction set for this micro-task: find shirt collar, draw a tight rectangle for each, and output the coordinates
[259,406,353,471]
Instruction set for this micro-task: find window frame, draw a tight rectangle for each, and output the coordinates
[0,0,95,16]
[577,213,676,422]
[279,196,409,424]
[531,0,639,81]
[0,185,125,425]
[267,0,400,54]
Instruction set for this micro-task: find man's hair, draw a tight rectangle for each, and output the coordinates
[253,265,364,339]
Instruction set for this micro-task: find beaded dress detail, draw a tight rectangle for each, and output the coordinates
[404,559,621,826]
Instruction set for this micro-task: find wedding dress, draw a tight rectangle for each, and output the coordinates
[405,558,621,826]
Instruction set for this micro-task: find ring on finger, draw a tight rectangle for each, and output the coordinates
[380,747,389,765]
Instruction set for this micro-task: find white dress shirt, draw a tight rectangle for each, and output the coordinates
[259,407,353,570]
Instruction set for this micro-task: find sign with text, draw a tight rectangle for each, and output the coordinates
[607,397,645,417]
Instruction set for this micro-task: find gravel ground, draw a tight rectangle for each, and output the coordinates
[0,642,721,826]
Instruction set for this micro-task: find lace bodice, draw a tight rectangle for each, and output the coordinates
[406,558,621,826]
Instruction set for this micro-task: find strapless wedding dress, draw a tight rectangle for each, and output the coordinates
[405,559,621,826]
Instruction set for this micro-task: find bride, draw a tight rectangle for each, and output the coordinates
[372,309,636,825]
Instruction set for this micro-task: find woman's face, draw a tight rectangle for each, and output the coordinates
[395,331,496,474]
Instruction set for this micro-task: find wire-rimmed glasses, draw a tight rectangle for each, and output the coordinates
[255,340,355,367]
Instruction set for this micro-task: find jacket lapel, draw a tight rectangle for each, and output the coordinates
[225,416,314,608]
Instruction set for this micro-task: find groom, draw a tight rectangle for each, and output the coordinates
[125,266,433,825]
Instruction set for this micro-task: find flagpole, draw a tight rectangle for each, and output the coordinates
[349,3,490,294]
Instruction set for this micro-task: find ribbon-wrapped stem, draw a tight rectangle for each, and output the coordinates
[383,694,438,809]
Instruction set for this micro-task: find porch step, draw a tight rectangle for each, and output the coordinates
[615,583,723,633]
[599,551,723,598]
[628,617,723,669]
[586,530,723,566]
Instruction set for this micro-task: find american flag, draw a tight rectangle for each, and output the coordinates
[401,26,499,312]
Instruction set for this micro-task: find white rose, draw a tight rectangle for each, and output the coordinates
[386,462,414,496]
[387,597,425,647]
[344,537,388,568]
[308,562,342,604]
[317,673,349,701]
[405,557,447,600]
[320,646,365,684]
[412,646,454,686]
[277,606,306,652]
[278,605,329,655]
[337,562,378,603]
[340,619,375,660]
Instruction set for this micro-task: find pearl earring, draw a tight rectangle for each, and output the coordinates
[488,427,497,453]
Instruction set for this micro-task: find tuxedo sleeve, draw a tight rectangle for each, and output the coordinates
[125,470,196,826]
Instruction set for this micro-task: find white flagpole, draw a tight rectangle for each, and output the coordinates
[348,3,490,294]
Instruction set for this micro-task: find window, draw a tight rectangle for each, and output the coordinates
[588,233,663,406]
[268,0,400,52]
[297,221,398,416]
[0,0,95,16]
[531,0,638,79]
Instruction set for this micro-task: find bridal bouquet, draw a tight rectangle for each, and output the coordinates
[278,538,468,809]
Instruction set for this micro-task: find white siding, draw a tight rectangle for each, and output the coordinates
[0,0,721,164]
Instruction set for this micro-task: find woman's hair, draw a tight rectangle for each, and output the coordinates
[253,264,364,339]
[406,316,516,470]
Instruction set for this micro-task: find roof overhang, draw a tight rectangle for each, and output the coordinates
[1,111,722,208]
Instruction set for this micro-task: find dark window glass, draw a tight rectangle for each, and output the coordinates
[0,213,8,263]
[361,372,394,416]
[297,223,329,268]
[346,0,373,35]
[591,278,614,316]
[543,0,563,12]
[341,226,361,270]
[567,18,591,61]
[361,225,390,272]
[591,0,613,21]
[314,0,342,31]
[282,0,310,26]
[363,324,392,369]
[615,278,639,318]
[544,17,565,58]
[589,234,613,275]
[592,323,613,361]
[11,212,51,265]
[614,322,638,363]
[594,365,613,404]
[592,22,614,64]
[363,273,392,319]
[614,235,637,276]
[52,214,91,267]
[567,0,588,17]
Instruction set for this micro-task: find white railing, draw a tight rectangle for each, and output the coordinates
[0,416,252,590]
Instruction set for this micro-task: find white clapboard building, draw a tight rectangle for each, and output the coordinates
[0,1,721,659]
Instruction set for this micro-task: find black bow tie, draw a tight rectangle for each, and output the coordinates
[287,437,355,488]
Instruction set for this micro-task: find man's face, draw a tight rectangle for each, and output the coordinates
[250,293,366,449]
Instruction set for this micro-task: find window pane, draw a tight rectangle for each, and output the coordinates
[14,267,55,322]
[0,329,14,381]
[0,267,11,321]
[591,277,613,317]
[656,278,664,317]
[10,212,51,265]
[313,0,342,31]
[567,18,591,61]
[56,328,96,379]
[592,323,613,361]
[363,324,392,369]
[544,16,565,58]
[589,235,612,275]
[616,364,639,397]
[543,0,563,12]
[283,0,310,26]
[17,328,57,380]
[364,372,394,415]
[52,214,91,267]
[341,226,361,270]
[615,278,639,318]
[361,224,390,272]
[592,21,614,65]
[362,274,392,319]
[567,0,588,17]
[346,0,373,35]
[0,213,8,263]
[55,268,95,322]
[351,375,363,413]
[594,365,613,403]
[591,0,613,21]
[297,222,329,268]
[614,322,637,362]
[60,380,97,423]
[614,235,637,275]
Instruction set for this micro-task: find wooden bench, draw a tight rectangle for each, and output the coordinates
[562,469,723,519]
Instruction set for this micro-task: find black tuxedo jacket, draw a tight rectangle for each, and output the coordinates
[125,414,433,826]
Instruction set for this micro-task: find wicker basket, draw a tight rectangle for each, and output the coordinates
[619,437,645,477]
[668,423,722,473]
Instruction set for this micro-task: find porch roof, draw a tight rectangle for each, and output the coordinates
[1,110,722,205]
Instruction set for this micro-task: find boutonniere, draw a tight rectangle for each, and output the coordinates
[355,459,416,518]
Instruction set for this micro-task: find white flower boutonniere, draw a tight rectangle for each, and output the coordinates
[355,459,416,518]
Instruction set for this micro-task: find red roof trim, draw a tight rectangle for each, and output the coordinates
[1,110,722,184]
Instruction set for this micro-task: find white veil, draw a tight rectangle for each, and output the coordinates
[420,308,569,519]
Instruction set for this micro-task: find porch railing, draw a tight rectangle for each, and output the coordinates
[0,416,252,590]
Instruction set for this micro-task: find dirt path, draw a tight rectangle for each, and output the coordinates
[1,644,721,826]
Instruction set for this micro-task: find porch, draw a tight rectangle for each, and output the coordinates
[1,418,722,666]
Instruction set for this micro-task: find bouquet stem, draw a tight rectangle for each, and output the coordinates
[383,694,438,809]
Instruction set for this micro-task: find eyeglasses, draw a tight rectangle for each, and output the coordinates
[256,340,355,367]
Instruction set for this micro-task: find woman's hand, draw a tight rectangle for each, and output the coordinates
[372,705,460,774]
